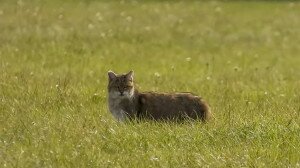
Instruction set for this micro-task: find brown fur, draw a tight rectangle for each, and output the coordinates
[107,71,211,122]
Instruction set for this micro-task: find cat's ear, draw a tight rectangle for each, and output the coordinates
[127,70,134,81]
[108,71,117,81]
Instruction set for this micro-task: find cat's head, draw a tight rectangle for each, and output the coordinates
[107,70,134,99]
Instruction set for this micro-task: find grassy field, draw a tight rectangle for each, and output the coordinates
[1,0,300,167]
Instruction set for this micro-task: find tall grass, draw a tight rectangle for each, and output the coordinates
[1,0,300,167]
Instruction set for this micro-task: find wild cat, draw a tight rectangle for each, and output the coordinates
[107,70,211,122]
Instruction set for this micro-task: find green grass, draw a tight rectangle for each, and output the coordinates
[1,0,300,167]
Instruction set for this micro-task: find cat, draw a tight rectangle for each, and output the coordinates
[107,70,211,122]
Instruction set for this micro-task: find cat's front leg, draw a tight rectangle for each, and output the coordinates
[111,109,127,122]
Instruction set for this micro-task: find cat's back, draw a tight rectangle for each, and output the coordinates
[139,92,198,103]
[138,92,211,121]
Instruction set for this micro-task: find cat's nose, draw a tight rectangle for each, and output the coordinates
[119,91,124,96]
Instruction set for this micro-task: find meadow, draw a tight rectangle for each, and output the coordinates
[1,0,300,167]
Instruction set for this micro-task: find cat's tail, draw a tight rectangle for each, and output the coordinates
[199,99,212,122]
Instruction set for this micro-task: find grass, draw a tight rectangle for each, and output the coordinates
[1,0,300,167]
